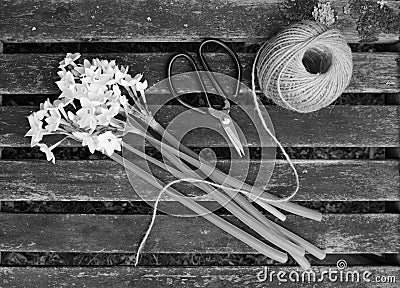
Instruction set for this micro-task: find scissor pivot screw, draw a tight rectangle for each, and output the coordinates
[222,117,231,125]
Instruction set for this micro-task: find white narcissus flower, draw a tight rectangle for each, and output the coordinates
[82,67,113,86]
[25,113,48,146]
[136,80,148,104]
[58,53,81,69]
[52,98,69,109]
[93,59,109,72]
[104,90,114,102]
[41,97,69,119]
[35,110,48,120]
[136,80,148,92]
[40,98,53,111]
[82,87,106,107]
[96,131,122,156]
[77,97,99,130]
[97,103,120,126]
[74,59,92,75]
[121,73,143,87]
[107,84,122,101]
[72,84,89,99]
[45,109,62,132]
[119,95,130,117]
[55,98,71,119]
[80,97,97,109]
[84,59,91,68]
[86,83,108,104]
[55,71,76,91]
[72,132,98,153]
[41,98,67,111]
[57,69,67,79]
[76,106,97,130]
[38,143,56,164]
[59,88,76,102]
[35,103,49,120]
[105,60,117,72]
[92,58,103,69]
[113,84,121,96]
[114,66,129,84]
[120,65,129,74]
[114,70,125,84]
[103,66,116,78]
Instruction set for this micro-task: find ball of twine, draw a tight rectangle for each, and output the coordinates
[254,21,353,113]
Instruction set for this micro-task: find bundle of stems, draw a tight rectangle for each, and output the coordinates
[123,116,326,269]
[150,119,322,222]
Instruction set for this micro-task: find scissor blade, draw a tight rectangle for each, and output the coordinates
[208,108,245,157]
[224,125,245,157]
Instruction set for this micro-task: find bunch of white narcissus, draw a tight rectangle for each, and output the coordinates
[25,53,148,163]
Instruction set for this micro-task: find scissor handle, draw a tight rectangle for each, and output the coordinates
[167,53,211,114]
[198,39,242,109]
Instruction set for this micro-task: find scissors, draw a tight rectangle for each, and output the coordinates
[167,39,245,157]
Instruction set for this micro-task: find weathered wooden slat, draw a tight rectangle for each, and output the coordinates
[0,213,398,253]
[1,266,399,288]
[1,106,398,147]
[0,53,399,94]
[0,160,398,201]
[0,0,399,43]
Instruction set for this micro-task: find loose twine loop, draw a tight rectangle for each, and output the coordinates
[255,21,353,113]
[135,21,353,265]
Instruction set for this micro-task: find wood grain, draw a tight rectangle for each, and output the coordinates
[0,53,399,94]
[1,266,399,288]
[0,213,398,253]
[0,160,398,201]
[1,106,398,147]
[0,0,399,43]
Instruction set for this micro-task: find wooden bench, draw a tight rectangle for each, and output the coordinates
[0,0,399,287]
